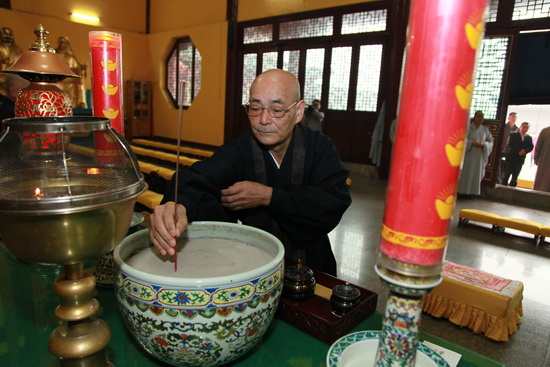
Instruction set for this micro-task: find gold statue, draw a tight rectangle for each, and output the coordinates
[55,36,88,108]
[0,27,23,95]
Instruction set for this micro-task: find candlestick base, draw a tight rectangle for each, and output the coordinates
[377,252,443,280]
[374,264,444,367]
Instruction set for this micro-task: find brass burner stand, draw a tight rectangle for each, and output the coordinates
[49,263,112,367]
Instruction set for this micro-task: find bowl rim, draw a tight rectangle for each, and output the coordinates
[113,221,285,288]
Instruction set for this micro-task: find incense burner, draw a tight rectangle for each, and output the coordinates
[113,222,285,367]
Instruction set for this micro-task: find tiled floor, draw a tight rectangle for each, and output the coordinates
[329,171,550,367]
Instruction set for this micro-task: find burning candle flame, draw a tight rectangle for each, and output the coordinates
[34,187,45,199]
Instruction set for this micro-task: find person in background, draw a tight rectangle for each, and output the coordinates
[0,74,29,120]
[502,122,533,187]
[497,112,518,184]
[301,99,324,132]
[149,70,351,275]
[458,110,494,198]
[534,126,550,192]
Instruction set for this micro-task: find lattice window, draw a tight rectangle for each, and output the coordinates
[166,55,177,104]
[243,24,273,44]
[242,53,257,104]
[486,0,499,22]
[328,47,353,110]
[165,37,202,108]
[513,0,550,20]
[261,52,278,73]
[341,9,387,34]
[471,37,510,119]
[279,17,333,40]
[283,50,300,78]
[356,44,383,112]
[303,49,325,105]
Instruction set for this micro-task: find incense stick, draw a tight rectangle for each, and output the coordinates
[173,80,186,272]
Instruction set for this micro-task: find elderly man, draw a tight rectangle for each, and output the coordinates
[149,69,351,275]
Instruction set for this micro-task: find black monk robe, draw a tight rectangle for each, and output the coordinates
[162,125,351,275]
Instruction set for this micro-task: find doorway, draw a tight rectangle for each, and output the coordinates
[504,104,550,189]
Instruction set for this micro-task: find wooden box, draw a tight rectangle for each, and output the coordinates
[276,266,378,344]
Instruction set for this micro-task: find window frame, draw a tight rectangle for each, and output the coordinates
[165,36,201,109]
[237,3,390,113]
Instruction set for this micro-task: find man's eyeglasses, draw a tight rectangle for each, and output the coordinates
[244,100,300,118]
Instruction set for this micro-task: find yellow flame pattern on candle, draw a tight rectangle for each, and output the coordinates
[101,84,119,95]
[102,108,119,119]
[381,224,447,250]
[100,60,117,71]
[455,83,473,110]
[445,140,464,166]
[435,195,455,220]
[465,21,484,50]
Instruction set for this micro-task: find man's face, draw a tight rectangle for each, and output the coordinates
[473,111,484,124]
[248,76,304,150]
[520,124,529,135]
[508,113,517,126]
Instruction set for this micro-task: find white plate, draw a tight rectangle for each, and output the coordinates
[327,331,450,367]
[130,212,144,227]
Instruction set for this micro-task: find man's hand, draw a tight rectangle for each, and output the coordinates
[220,181,272,211]
[149,202,188,256]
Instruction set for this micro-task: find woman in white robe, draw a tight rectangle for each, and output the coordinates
[458,111,494,196]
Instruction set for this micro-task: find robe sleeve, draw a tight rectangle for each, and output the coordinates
[161,141,245,223]
[482,127,494,163]
[267,133,351,248]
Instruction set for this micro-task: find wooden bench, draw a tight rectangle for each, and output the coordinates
[138,161,175,180]
[539,225,550,246]
[130,145,200,167]
[132,138,215,159]
[459,209,548,245]
[458,209,501,234]
[496,217,542,245]
[136,189,163,210]
[423,261,523,341]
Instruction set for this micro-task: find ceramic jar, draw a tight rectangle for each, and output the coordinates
[330,282,361,317]
[283,260,316,300]
[113,222,284,367]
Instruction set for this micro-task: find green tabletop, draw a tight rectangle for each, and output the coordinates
[0,244,502,367]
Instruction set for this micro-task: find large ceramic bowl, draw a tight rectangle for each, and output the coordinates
[113,221,285,367]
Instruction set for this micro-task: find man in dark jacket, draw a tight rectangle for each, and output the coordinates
[503,122,534,187]
[149,69,351,275]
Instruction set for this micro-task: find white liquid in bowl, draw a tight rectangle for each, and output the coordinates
[126,237,274,278]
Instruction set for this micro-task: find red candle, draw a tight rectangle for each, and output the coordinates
[89,31,124,133]
[379,0,487,271]
[89,31,124,163]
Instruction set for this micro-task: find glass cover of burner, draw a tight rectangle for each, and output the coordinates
[0,116,145,213]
